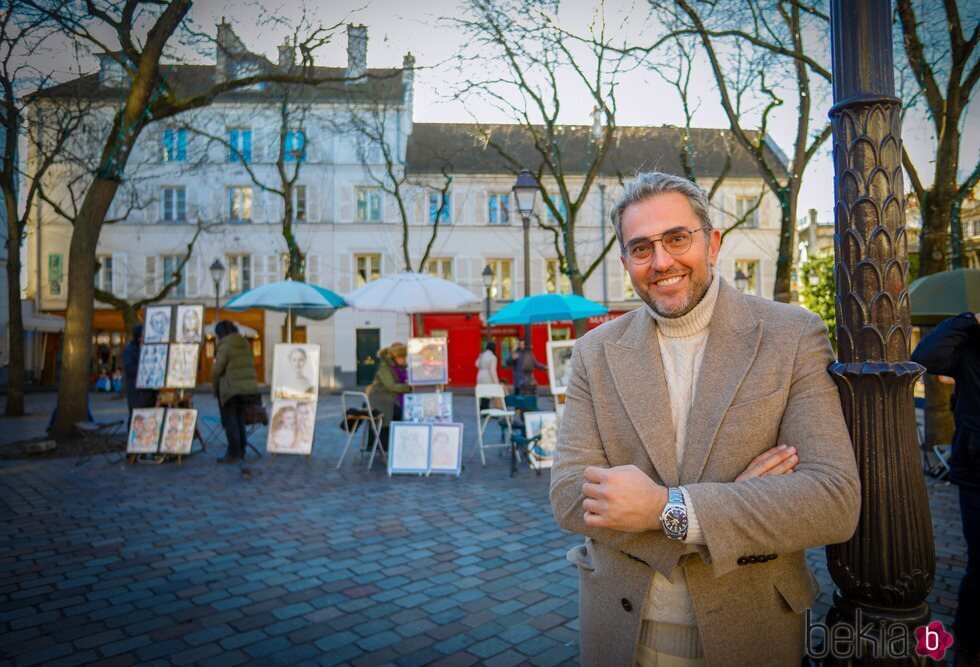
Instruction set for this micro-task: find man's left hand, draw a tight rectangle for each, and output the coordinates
[582,465,667,533]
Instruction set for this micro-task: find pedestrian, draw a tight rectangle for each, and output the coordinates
[911,313,980,667]
[504,339,547,395]
[475,341,500,409]
[550,171,860,665]
[367,342,411,450]
[121,324,157,418]
[211,320,259,463]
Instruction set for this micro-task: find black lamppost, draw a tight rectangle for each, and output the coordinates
[209,259,225,323]
[512,169,539,345]
[482,264,494,345]
[734,268,749,294]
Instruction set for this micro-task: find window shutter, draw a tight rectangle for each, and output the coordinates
[306,254,320,286]
[112,252,128,298]
[452,192,463,225]
[266,254,279,284]
[415,189,425,225]
[144,256,158,297]
[340,186,353,222]
[184,255,200,297]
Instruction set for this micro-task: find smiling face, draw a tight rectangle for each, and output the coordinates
[289,350,306,374]
[620,192,721,318]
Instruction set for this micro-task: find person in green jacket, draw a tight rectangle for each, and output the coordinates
[211,320,260,463]
[367,342,411,448]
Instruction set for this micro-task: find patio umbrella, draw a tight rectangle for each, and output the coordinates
[909,268,980,326]
[343,272,480,314]
[488,293,608,339]
[223,279,347,342]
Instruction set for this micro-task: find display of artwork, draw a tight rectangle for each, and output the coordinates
[403,392,453,423]
[429,423,463,476]
[387,422,431,475]
[407,337,449,385]
[128,407,165,454]
[159,409,197,455]
[266,399,317,455]
[143,306,172,343]
[271,344,320,400]
[175,305,204,343]
[546,340,575,395]
[524,411,559,470]
[136,344,168,389]
[166,344,200,389]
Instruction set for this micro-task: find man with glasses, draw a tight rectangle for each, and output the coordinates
[551,172,860,665]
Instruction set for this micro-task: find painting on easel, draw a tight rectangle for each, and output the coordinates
[143,306,172,343]
[175,305,204,343]
[166,344,200,389]
[159,409,197,455]
[136,344,168,389]
[266,399,317,455]
[406,337,448,385]
[128,407,164,454]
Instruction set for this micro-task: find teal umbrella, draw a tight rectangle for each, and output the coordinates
[909,268,980,326]
[488,293,608,338]
[223,279,347,341]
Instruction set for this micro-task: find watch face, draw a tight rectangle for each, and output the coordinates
[662,507,688,536]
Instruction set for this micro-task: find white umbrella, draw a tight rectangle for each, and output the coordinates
[343,272,480,314]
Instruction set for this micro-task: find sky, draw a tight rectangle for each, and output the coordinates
[26,0,980,222]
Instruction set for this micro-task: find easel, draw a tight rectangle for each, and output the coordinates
[126,388,204,465]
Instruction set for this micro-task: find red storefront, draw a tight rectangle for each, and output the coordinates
[416,310,629,388]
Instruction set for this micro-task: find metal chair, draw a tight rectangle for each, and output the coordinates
[474,384,514,465]
[337,391,386,470]
[74,419,126,466]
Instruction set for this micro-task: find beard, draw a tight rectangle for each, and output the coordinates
[636,268,713,318]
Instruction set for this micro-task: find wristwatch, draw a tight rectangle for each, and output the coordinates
[659,488,688,540]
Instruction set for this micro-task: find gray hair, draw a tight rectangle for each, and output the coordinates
[610,172,713,252]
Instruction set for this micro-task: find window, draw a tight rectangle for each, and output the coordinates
[354,254,381,288]
[229,186,252,222]
[429,192,451,224]
[972,218,980,238]
[95,255,113,292]
[487,258,512,299]
[623,267,636,300]
[735,196,760,228]
[162,128,187,162]
[228,128,252,163]
[227,254,252,294]
[48,253,63,296]
[545,259,571,294]
[293,185,307,222]
[356,187,382,222]
[734,259,759,295]
[425,258,453,281]
[162,255,187,298]
[162,187,186,222]
[488,193,510,225]
[547,194,567,222]
[284,130,306,162]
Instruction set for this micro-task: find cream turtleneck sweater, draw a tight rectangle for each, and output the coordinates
[639,271,720,659]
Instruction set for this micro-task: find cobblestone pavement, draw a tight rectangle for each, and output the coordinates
[0,391,966,666]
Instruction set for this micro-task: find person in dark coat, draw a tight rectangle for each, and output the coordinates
[504,339,547,395]
[211,320,260,463]
[911,312,980,665]
[121,324,157,417]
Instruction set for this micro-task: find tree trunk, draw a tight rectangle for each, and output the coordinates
[121,305,138,340]
[4,190,24,416]
[569,272,588,338]
[773,187,794,303]
[50,179,117,439]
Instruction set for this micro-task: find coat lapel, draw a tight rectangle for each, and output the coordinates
[603,312,680,487]
[679,280,763,485]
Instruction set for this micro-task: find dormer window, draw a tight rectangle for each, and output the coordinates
[231,61,266,91]
[99,54,130,88]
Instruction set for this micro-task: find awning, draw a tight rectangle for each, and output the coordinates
[21,302,64,333]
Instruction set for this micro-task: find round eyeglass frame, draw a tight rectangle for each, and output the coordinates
[623,227,710,266]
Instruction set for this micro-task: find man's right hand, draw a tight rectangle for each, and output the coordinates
[735,445,798,481]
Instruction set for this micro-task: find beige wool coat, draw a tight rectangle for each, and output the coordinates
[550,279,861,666]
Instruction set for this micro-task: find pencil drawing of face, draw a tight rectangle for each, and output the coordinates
[137,344,167,389]
[145,307,171,343]
[166,344,199,388]
[176,306,203,343]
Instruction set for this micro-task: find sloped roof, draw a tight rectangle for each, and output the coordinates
[406,123,788,180]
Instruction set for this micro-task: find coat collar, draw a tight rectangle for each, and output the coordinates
[603,278,762,485]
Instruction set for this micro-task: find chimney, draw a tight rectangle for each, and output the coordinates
[278,39,294,71]
[809,208,818,226]
[98,53,128,88]
[215,17,232,83]
[345,24,367,80]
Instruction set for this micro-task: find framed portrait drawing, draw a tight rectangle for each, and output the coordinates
[136,344,168,389]
[128,407,165,454]
[429,423,463,476]
[143,305,172,343]
[546,340,575,395]
[403,392,453,423]
[524,411,559,470]
[271,343,320,400]
[175,305,204,343]
[160,408,197,455]
[387,422,430,475]
[166,344,200,389]
[407,337,448,385]
[266,399,317,455]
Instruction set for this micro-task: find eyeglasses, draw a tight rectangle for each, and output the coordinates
[623,227,709,265]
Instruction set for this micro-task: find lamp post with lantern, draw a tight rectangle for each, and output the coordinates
[482,265,495,345]
[209,259,225,323]
[512,169,539,345]
[734,268,749,294]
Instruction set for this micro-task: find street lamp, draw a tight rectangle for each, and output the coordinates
[734,268,749,293]
[209,258,225,323]
[482,265,495,345]
[512,169,538,345]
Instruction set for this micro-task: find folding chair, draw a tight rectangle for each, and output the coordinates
[74,419,126,467]
[337,391,386,470]
[474,384,515,465]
